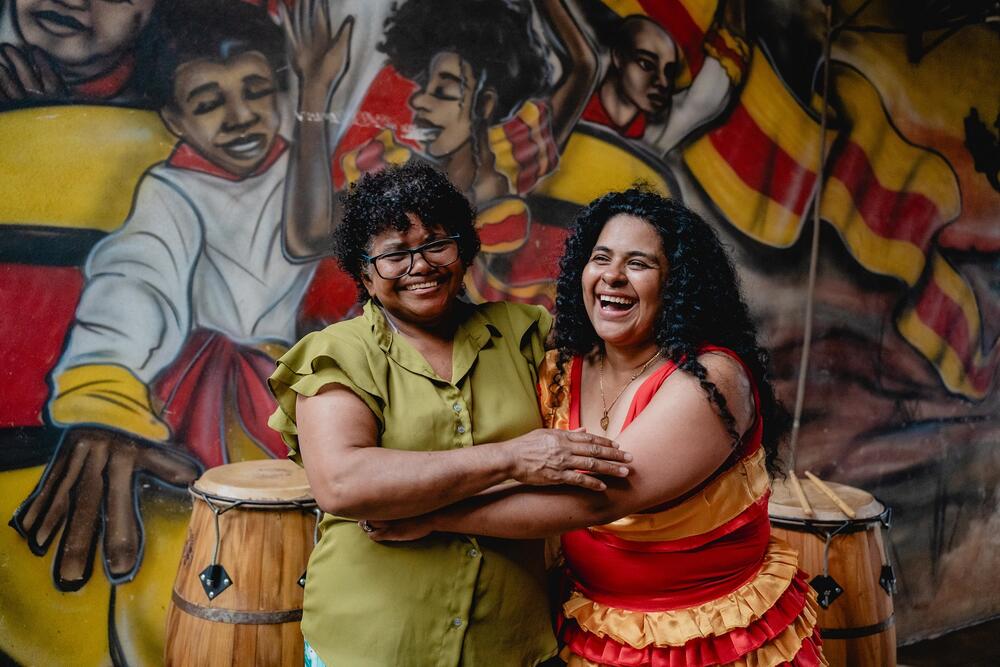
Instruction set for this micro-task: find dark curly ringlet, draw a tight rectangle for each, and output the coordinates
[335,161,481,302]
[553,187,790,475]
[378,0,551,121]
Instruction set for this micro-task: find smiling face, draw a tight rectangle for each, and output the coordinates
[407,52,480,159]
[362,214,467,330]
[14,0,156,79]
[160,52,280,177]
[582,214,669,352]
[613,18,678,119]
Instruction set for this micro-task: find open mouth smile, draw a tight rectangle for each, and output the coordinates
[402,279,444,292]
[32,10,90,36]
[218,133,267,159]
[599,294,637,312]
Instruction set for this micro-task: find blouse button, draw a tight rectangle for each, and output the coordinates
[452,617,463,628]
[457,425,466,434]
[453,403,462,413]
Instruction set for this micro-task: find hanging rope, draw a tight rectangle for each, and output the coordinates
[787,1,834,473]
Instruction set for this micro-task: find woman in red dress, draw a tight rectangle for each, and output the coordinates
[368,188,826,667]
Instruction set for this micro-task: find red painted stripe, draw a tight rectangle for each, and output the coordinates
[637,0,706,75]
[502,114,543,194]
[478,211,529,247]
[0,264,83,426]
[911,274,998,394]
[830,141,941,249]
[707,104,817,215]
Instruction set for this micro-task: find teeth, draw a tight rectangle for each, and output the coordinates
[405,281,438,291]
[228,138,262,154]
[600,295,636,305]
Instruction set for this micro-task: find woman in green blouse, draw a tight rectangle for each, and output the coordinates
[268,161,632,666]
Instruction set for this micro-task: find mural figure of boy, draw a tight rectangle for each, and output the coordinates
[10,0,351,591]
[581,2,750,154]
[0,0,165,106]
[345,0,598,307]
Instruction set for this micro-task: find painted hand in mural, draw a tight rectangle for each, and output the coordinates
[279,0,354,260]
[0,44,65,104]
[281,0,354,110]
[11,427,201,591]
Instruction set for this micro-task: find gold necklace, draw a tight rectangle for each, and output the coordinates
[598,350,661,431]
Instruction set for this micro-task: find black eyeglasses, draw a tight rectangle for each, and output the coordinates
[362,235,461,279]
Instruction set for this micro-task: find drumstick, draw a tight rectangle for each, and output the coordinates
[804,470,857,519]
[788,474,813,517]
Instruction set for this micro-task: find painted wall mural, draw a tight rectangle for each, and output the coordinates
[0,0,996,664]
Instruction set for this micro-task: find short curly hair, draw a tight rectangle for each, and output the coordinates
[378,0,551,121]
[335,161,481,301]
[551,187,789,475]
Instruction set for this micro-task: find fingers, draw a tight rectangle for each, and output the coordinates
[562,430,619,449]
[566,455,630,479]
[1,44,41,97]
[278,4,300,57]
[15,432,90,553]
[136,443,202,487]
[32,48,64,96]
[560,470,608,492]
[104,444,141,581]
[0,63,22,101]
[53,439,111,591]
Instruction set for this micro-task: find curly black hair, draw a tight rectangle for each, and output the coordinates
[552,187,789,475]
[378,0,551,122]
[335,161,481,301]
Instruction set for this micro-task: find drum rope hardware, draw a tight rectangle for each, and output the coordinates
[770,504,896,648]
[187,488,319,601]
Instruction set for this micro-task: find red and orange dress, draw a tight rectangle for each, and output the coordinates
[539,348,826,667]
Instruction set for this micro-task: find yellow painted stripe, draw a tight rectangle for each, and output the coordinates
[533,132,672,205]
[831,66,960,215]
[930,253,983,344]
[685,137,804,247]
[897,302,983,398]
[741,48,832,165]
[601,0,646,17]
[478,198,527,226]
[821,178,927,284]
[679,0,717,33]
[518,101,550,178]
[0,106,175,231]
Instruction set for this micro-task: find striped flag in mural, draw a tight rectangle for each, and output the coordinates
[818,65,994,399]
[683,46,835,247]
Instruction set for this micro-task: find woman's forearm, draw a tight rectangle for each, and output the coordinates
[306,440,517,521]
[426,485,620,539]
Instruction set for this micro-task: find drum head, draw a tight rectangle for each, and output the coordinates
[770,477,883,522]
[193,459,313,502]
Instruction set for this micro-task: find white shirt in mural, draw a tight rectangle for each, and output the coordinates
[54,150,316,385]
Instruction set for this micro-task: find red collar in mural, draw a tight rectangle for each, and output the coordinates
[70,53,136,100]
[167,136,289,181]
[581,91,647,139]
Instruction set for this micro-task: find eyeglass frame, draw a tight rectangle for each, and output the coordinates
[361,234,463,279]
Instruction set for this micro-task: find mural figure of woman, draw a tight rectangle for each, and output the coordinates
[344,0,598,308]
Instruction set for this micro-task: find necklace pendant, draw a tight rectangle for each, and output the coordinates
[600,414,610,430]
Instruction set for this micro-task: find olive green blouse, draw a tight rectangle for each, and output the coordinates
[268,300,557,666]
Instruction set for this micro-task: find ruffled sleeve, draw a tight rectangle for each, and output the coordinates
[267,327,385,464]
[503,302,552,369]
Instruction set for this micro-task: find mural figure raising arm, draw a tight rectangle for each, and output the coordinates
[10,1,345,591]
[280,0,353,260]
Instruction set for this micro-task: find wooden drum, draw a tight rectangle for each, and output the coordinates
[165,460,319,667]
[769,478,896,667]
